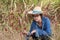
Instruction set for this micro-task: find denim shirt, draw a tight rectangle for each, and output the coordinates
[29,16,52,36]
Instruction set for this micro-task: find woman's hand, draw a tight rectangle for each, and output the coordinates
[31,30,36,35]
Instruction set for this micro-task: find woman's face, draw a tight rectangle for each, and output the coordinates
[32,14,42,22]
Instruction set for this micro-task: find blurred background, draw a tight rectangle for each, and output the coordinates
[0,0,60,40]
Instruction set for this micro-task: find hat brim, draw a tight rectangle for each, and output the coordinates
[27,11,43,15]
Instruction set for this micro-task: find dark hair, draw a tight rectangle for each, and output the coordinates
[39,14,42,19]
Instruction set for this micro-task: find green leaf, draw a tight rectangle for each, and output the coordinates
[19,0,23,3]
[33,0,38,5]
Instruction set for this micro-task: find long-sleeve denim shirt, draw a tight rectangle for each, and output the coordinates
[29,16,52,36]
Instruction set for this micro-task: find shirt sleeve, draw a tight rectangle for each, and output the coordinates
[36,29,47,36]
[29,21,36,33]
[44,18,51,36]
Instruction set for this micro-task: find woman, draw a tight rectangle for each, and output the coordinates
[23,6,52,40]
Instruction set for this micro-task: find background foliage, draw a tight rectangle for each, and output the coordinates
[0,0,60,40]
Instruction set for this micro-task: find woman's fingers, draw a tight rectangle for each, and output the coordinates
[31,30,36,34]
